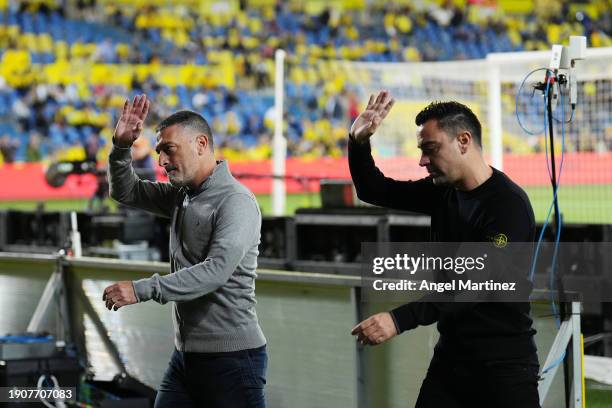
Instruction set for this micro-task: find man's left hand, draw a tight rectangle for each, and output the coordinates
[351,312,398,346]
[103,281,138,311]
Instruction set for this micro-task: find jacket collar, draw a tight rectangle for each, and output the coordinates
[184,160,231,197]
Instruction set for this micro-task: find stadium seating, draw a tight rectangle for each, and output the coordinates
[0,0,610,162]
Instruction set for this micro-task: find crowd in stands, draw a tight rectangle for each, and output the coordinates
[0,0,610,165]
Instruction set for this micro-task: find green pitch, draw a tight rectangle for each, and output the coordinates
[0,185,610,224]
[586,380,612,407]
[0,193,322,217]
[525,184,612,225]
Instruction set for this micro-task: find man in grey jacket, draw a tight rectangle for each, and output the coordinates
[102,95,267,408]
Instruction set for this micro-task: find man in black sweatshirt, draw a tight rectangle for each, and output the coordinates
[349,91,540,408]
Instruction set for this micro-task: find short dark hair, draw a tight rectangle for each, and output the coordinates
[156,110,213,149]
[415,101,482,147]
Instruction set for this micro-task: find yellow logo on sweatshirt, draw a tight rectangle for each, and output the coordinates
[492,233,508,248]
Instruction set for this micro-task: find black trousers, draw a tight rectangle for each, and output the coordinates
[415,351,540,408]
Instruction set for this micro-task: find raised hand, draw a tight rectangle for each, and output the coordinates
[113,94,150,148]
[350,90,395,144]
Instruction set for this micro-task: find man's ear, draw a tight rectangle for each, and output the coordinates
[196,134,209,154]
[457,131,471,154]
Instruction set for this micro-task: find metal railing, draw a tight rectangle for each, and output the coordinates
[0,251,580,407]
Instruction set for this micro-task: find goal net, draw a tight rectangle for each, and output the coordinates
[331,47,612,224]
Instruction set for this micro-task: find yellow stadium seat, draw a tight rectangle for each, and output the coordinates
[116,43,130,60]
[70,42,86,59]
[238,36,252,50]
[584,82,596,97]
[302,123,316,142]
[42,61,67,84]
[226,112,241,135]
[507,29,522,47]
[158,12,173,29]
[305,67,318,84]
[202,36,216,48]
[395,15,412,34]
[341,0,365,9]
[76,81,92,100]
[174,29,190,47]
[389,38,400,53]
[209,13,222,27]
[236,11,248,27]
[248,18,263,34]
[337,46,350,60]
[590,32,603,48]
[250,144,272,161]
[164,93,179,108]
[134,13,150,29]
[19,33,36,51]
[57,145,86,162]
[228,31,240,49]
[404,46,421,62]
[547,24,561,43]
[7,25,19,41]
[260,5,274,20]
[290,67,305,84]
[309,45,323,59]
[207,50,221,63]
[295,43,308,57]
[345,26,359,41]
[353,45,367,59]
[2,49,31,69]
[324,45,336,59]
[54,41,69,60]
[384,13,394,30]
[38,34,53,54]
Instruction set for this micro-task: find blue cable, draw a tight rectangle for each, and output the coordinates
[553,106,575,124]
[529,72,568,284]
[549,86,567,328]
[542,350,567,375]
[529,73,555,281]
[517,69,572,376]
[515,68,554,136]
[539,78,569,376]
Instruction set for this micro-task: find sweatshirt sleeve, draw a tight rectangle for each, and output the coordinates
[108,144,179,218]
[390,301,439,333]
[348,137,439,214]
[133,192,261,303]
[390,296,480,333]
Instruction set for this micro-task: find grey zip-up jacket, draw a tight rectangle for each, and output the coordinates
[108,145,266,353]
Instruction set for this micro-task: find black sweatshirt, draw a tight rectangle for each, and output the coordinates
[348,138,537,361]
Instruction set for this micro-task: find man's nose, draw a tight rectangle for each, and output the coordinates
[419,154,430,167]
[158,152,168,167]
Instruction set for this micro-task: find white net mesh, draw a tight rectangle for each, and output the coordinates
[338,59,490,159]
[337,48,612,223]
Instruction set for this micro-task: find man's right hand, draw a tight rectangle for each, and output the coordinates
[349,90,395,144]
[113,94,150,148]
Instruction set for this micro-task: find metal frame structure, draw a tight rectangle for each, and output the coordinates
[538,301,583,407]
